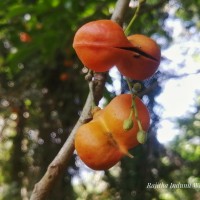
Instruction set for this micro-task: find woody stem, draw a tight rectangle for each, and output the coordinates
[86,70,96,109]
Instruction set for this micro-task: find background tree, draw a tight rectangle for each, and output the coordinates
[0,0,200,199]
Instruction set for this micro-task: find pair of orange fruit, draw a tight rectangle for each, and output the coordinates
[73,20,161,80]
[74,94,150,170]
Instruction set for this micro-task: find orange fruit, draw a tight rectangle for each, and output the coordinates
[117,34,161,80]
[73,20,132,72]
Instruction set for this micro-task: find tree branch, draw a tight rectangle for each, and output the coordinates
[30,0,131,199]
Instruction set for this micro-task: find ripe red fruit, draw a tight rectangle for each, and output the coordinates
[19,32,32,43]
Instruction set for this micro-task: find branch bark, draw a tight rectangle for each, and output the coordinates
[30,0,131,199]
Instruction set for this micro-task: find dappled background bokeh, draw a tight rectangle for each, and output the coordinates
[0,0,200,199]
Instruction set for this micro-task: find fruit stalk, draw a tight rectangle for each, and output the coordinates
[124,0,144,35]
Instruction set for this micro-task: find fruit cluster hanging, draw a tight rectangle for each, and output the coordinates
[73,20,161,170]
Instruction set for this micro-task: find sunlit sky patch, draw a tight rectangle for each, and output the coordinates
[155,16,200,142]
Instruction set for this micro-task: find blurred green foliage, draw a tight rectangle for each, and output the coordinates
[0,0,200,199]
